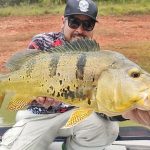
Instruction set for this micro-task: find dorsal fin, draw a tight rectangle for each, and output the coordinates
[5,49,41,71]
[5,39,100,71]
[48,38,100,53]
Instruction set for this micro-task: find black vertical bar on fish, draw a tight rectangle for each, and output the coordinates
[26,58,36,78]
[48,54,60,77]
[76,53,86,80]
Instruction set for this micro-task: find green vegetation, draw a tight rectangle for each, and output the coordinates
[0,0,150,17]
[119,120,141,127]
[99,1,150,16]
[0,4,64,17]
[0,0,149,6]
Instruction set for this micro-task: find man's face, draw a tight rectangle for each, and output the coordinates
[62,15,96,42]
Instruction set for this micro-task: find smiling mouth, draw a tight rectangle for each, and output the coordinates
[73,35,84,39]
[71,36,84,42]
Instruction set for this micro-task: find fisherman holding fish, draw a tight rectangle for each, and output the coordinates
[1,0,150,150]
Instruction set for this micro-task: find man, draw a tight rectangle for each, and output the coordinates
[0,0,150,150]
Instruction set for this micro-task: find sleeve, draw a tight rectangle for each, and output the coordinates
[59,112,119,150]
[28,33,54,51]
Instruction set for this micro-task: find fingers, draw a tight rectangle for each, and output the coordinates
[137,109,150,126]
[132,109,146,125]
[35,97,61,108]
[122,109,150,127]
[35,97,46,105]
[122,109,138,122]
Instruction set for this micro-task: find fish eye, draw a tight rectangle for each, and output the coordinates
[130,72,141,78]
[128,68,141,78]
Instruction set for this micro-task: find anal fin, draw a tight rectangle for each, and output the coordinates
[63,108,93,128]
[7,94,35,110]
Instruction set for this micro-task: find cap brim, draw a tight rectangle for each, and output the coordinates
[65,13,98,22]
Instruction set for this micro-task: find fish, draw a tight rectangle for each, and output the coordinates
[0,39,150,128]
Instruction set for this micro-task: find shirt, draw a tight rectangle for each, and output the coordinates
[28,32,65,50]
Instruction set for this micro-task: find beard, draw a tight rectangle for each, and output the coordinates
[71,33,86,42]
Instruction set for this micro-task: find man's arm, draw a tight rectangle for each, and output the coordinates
[28,33,51,50]
[122,108,150,127]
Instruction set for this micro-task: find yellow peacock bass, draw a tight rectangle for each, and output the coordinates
[0,39,150,127]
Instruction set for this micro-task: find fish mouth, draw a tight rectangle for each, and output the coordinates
[132,87,150,110]
[97,89,150,116]
[102,94,150,116]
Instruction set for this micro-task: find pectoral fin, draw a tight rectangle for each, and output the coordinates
[63,108,93,128]
[7,94,35,110]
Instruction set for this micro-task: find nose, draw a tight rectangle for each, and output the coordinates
[76,25,85,34]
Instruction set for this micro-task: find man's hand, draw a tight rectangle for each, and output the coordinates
[122,108,150,127]
[35,97,61,109]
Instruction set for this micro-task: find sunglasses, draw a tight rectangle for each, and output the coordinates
[67,16,96,31]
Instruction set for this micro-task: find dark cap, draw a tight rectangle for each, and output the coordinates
[64,0,98,21]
